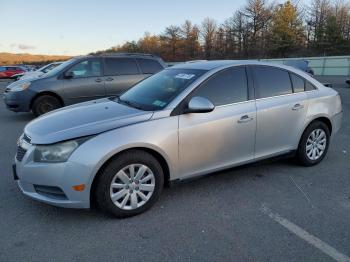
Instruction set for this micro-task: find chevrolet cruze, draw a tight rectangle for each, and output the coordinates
[13,61,342,217]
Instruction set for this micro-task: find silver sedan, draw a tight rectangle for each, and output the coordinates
[14,61,342,217]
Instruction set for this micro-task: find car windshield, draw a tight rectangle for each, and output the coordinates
[117,68,206,111]
[42,59,75,77]
[0,67,5,72]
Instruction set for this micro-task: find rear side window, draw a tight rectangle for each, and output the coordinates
[137,58,163,74]
[104,58,139,76]
[254,66,292,98]
[192,67,248,106]
[290,73,305,93]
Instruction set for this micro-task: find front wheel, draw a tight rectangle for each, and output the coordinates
[95,150,164,218]
[32,95,61,117]
[297,121,330,166]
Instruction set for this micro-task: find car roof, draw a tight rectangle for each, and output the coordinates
[169,60,299,71]
[89,53,162,60]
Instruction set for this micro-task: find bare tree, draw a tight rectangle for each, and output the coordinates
[181,20,201,59]
[160,25,182,61]
[243,0,273,57]
[200,18,217,59]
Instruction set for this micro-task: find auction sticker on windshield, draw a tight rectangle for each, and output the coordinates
[175,73,195,80]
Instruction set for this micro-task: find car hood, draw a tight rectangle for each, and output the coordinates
[24,98,154,144]
[20,71,42,80]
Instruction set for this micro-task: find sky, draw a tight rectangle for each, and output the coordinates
[1,0,307,56]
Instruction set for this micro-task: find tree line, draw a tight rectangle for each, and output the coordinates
[97,0,350,61]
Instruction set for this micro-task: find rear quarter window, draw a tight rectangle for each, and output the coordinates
[290,73,305,93]
[305,81,317,91]
[137,58,163,74]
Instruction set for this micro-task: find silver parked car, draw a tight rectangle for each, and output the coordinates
[14,61,342,217]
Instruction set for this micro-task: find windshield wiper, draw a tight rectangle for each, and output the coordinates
[117,97,144,110]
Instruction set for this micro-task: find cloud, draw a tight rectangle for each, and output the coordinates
[18,44,36,50]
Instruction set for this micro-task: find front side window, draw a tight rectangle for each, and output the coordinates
[254,66,292,98]
[191,67,248,106]
[104,58,139,76]
[118,69,206,111]
[67,59,101,78]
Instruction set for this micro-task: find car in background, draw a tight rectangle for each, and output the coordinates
[13,60,342,217]
[284,59,314,76]
[0,66,26,79]
[3,53,166,116]
[12,62,62,81]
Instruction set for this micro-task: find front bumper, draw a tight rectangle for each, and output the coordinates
[3,89,33,112]
[14,144,92,209]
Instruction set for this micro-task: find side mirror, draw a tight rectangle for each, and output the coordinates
[185,96,215,113]
[64,71,74,79]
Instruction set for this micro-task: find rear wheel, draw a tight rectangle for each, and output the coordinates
[95,150,164,218]
[32,95,61,117]
[297,121,330,166]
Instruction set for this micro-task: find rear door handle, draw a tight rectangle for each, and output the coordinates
[105,77,114,82]
[292,103,304,110]
[95,78,102,83]
[237,115,253,123]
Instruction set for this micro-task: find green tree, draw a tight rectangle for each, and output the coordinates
[268,1,305,57]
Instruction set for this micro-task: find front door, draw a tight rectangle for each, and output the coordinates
[62,58,105,105]
[178,66,256,178]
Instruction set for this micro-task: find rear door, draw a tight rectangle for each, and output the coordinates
[252,65,308,158]
[62,58,105,104]
[103,57,145,96]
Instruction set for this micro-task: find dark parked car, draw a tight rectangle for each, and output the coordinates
[0,66,26,79]
[3,53,166,116]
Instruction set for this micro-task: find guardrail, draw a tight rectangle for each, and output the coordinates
[261,56,350,76]
[167,55,350,76]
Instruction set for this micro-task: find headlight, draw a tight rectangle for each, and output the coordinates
[33,137,91,163]
[10,82,31,92]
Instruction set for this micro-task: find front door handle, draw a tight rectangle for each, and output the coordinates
[105,77,114,82]
[237,115,253,123]
[292,103,304,110]
[95,78,102,83]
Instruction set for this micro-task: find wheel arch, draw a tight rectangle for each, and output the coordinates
[298,116,333,148]
[30,91,64,109]
[305,116,332,135]
[89,146,171,206]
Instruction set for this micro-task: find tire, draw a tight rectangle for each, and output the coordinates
[95,150,164,218]
[32,95,61,117]
[297,121,330,166]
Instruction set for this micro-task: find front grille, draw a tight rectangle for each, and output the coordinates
[16,146,27,161]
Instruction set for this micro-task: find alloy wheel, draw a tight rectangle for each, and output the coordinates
[306,129,327,160]
[109,164,155,210]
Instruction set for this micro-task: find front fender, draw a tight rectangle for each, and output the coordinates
[68,116,179,195]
